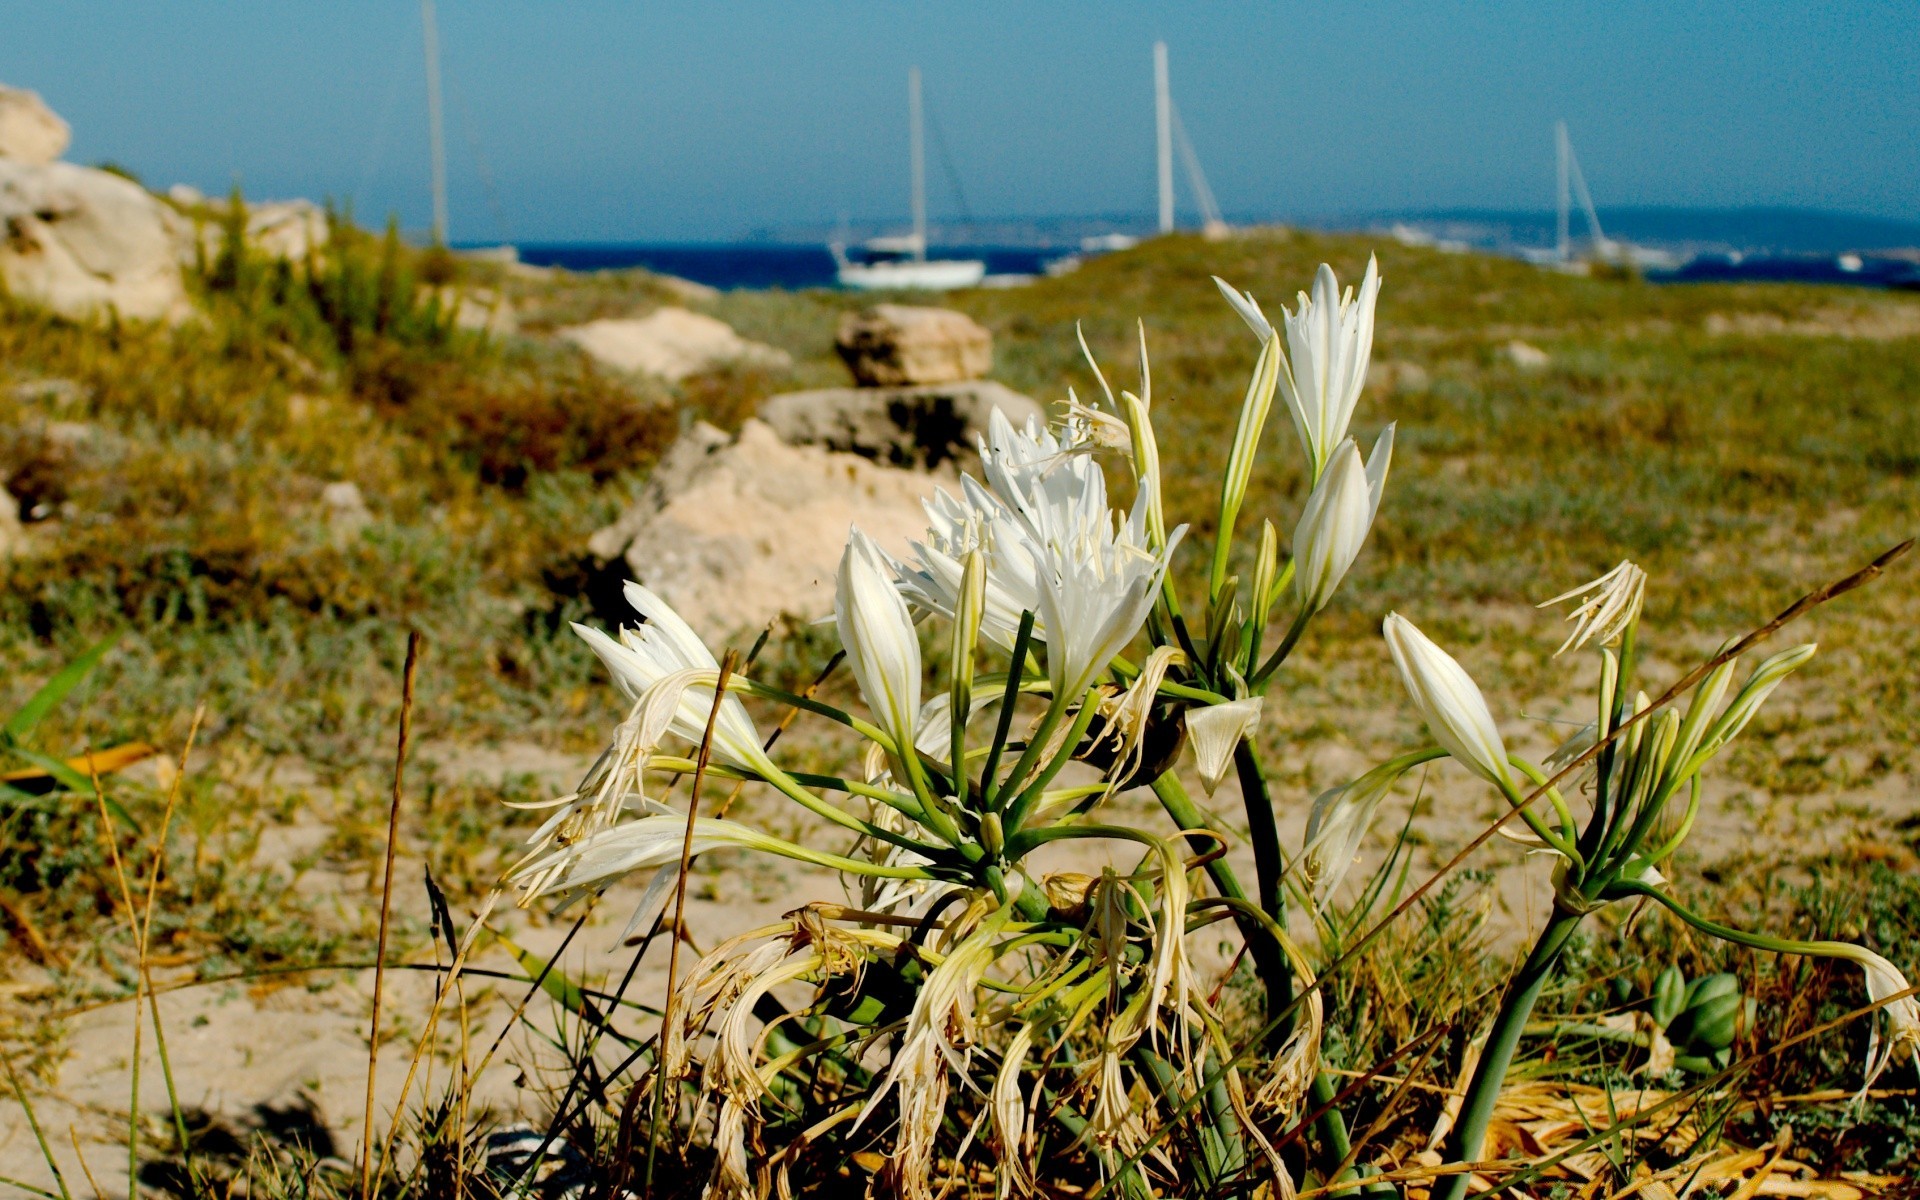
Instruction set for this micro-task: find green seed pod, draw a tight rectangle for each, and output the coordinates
[1651,965,1687,1029]
[1672,990,1746,1053]
[1682,972,1741,1010]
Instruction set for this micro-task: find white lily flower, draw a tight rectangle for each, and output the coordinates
[1538,560,1647,656]
[571,582,765,771]
[1822,944,1920,1091]
[902,479,1043,650]
[837,527,923,755]
[1186,696,1264,797]
[509,812,792,904]
[1213,275,1274,342]
[1292,426,1394,615]
[1301,765,1401,901]
[1383,613,1513,789]
[1274,257,1383,481]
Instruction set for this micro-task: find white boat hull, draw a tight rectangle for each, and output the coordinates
[836,258,987,291]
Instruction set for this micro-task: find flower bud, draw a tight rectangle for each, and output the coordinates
[1292,426,1393,616]
[1383,613,1512,789]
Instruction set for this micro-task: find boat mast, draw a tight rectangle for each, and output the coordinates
[1555,119,1610,261]
[1555,119,1570,263]
[909,66,927,262]
[422,0,448,246]
[1154,41,1174,234]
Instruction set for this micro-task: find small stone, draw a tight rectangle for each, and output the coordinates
[1505,340,1551,370]
[321,481,371,540]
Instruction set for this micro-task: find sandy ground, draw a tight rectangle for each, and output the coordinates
[3,723,1912,1197]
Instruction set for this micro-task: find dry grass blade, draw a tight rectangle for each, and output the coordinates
[637,646,739,1197]
[361,629,422,1200]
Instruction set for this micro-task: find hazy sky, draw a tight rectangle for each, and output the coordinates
[6,2,1916,242]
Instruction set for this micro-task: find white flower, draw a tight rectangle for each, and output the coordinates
[1274,257,1382,481]
[1537,560,1647,656]
[1186,696,1263,797]
[1035,521,1181,706]
[897,477,1043,650]
[1301,765,1401,901]
[1292,426,1394,615]
[1824,944,1920,1092]
[837,527,923,755]
[509,811,790,904]
[1383,613,1513,789]
[571,582,765,771]
[1213,275,1274,342]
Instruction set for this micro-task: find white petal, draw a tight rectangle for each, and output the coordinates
[1187,697,1264,796]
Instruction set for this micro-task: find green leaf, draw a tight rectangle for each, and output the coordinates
[494,931,607,1029]
[5,746,140,831]
[6,632,121,742]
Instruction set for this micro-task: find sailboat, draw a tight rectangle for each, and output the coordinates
[834,68,987,291]
[1522,121,1677,271]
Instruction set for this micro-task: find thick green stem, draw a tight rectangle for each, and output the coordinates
[1148,772,1292,1041]
[1234,741,1285,927]
[1434,910,1585,1200]
[1309,1073,1397,1197]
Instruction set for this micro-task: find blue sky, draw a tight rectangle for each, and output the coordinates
[5,2,1916,242]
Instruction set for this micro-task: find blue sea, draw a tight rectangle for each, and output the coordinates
[508,243,1062,291]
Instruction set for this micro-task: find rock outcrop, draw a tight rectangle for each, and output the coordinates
[759,379,1042,469]
[836,304,992,386]
[0,159,189,322]
[0,86,69,165]
[560,308,791,382]
[587,420,944,638]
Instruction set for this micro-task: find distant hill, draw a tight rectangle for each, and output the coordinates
[749,206,1920,258]
[1321,206,1920,258]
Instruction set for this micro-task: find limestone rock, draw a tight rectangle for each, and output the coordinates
[434,285,517,336]
[186,196,330,263]
[587,419,944,638]
[559,308,791,382]
[835,304,991,386]
[0,86,69,165]
[0,160,188,322]
[759,379,1044,469]
[245,199,328,260]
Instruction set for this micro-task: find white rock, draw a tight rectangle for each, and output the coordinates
[0,86,70,165]
[321,480,371,541]
[836,304,991,386]
[1505,340,1551,370]
[166,182,206,207]
[587,419,946,639]
[559,308,790,382]
[759,379,1043,469]
[434,285,517,335]
[0,160,189,322]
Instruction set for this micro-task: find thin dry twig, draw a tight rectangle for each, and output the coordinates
[361,630,422,1200]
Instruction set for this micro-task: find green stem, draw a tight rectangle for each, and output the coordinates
[1434,909,1585,1200]
[1234,741,1286,925]
[1309,1073,1398,1197]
